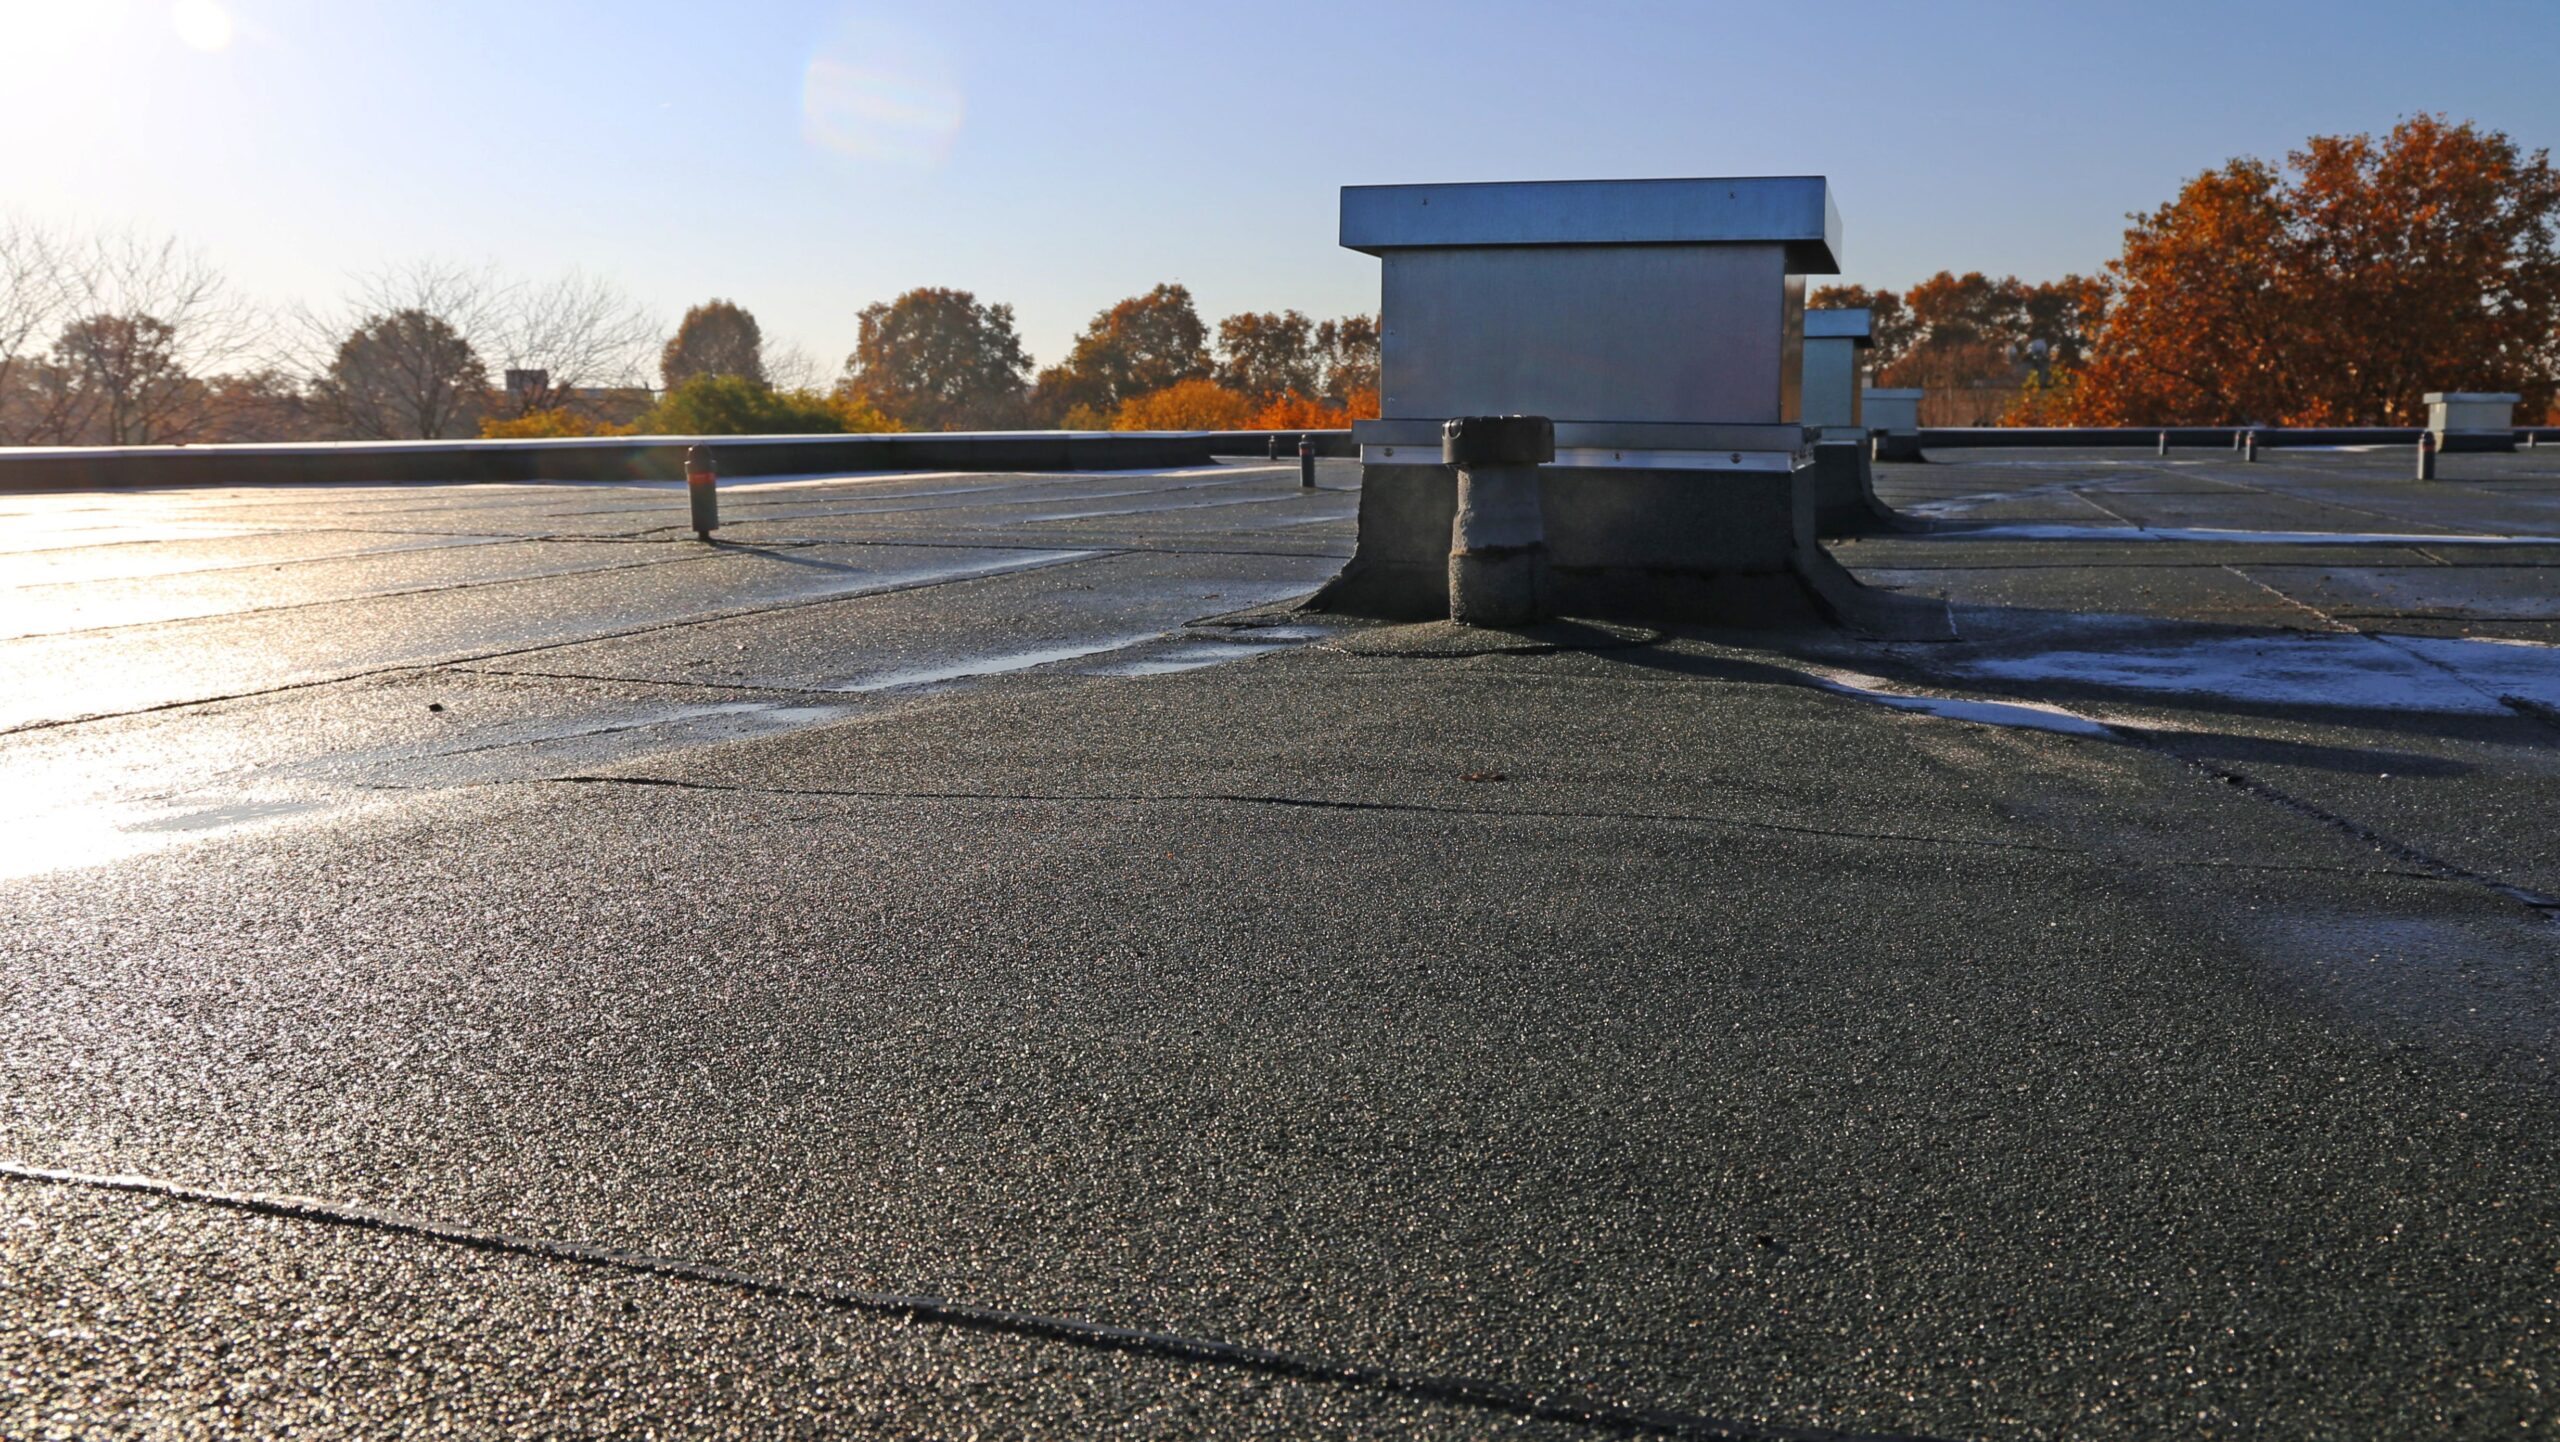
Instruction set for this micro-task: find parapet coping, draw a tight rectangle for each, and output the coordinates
[1340,176,1841,274]
[1805,309,1874,343]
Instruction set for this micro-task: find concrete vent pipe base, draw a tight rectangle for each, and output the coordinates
[1443,415,1558,629]
[1302,460,1952,640]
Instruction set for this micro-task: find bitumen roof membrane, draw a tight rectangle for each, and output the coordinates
[1,447,2557,1438]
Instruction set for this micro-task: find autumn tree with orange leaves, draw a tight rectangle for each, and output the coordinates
[1810,273,2104,424]
[1109,377,1256,431]
[2067,116,2560,425]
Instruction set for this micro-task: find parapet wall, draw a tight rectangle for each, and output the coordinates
[0,430,1353,492]
[1918,426,2433,449]
[1201,431,1358,459]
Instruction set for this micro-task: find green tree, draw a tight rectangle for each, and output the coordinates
[1215,309,1318,402]
[643,373,899,435]
[1030,283,1210,422]
[841,287,1030,430]
[480,408,632,438]
[316,308,488,439]
[660,299,766,389]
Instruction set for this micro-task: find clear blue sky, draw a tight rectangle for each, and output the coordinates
[9,0,2558,376]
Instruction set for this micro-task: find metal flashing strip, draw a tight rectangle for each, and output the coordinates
[1359,444,1799,473]
[1552,447,1800,472]
[1354,419,1807,453]
[1804,308,1875,343]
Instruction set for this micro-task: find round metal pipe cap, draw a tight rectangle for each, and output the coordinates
[1442,415,1556,468]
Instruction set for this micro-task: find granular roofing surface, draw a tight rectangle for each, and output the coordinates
[1,446,2556,1438]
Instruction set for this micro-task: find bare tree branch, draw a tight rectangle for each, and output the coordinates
[17,229,262,444]
[485,271,661,416]
[80,230,261,375]
[0,218,79,444]
[763,341,823,393]
[293,261,503,438]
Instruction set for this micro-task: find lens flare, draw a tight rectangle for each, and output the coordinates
[171,0,233,52]
[801,18,964,168]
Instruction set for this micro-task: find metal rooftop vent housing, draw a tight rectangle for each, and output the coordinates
[1343,176,1836,453]
[1800,306,1874,435]
[2424,392,2523,454]
[1799,307,1903,536]
[1312,176,1943,635]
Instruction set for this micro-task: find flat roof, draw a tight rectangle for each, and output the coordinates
[1340,176,1842,273]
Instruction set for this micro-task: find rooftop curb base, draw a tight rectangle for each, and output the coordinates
[1811,441,1919,537]
[1304,459,1952,639]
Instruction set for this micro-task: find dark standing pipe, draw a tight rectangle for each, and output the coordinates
[686,444,718,539]
[1298,433,1315,488]
[2416,430,2438,481]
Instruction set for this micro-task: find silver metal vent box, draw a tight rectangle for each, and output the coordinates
[1340,176,1843,429]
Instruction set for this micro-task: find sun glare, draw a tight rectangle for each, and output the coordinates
[801,18,964,169]
[171,0,234,53]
